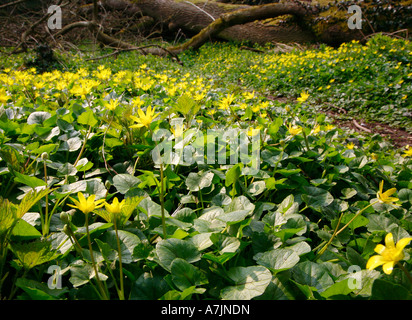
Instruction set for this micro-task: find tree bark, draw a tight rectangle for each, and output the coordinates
[166,1,311,54]
[132,0,318,45]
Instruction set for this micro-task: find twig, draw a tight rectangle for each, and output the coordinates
[324,102,347,114]
[183,1,215,21]
[0,0,28,10]
[353,119,371,133]
[84,44,182,64]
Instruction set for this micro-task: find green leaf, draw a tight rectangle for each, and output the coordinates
[77,222,113,247]
[11,219,41,241]
[185,171,214,191]
[0,145,23,171]
[268,117,283,137]
[341,213,369,230]
[75,158,94,172]
[57,163,77,177]
[220,266,272,300]
[301,186,334,211]
[247,181,266,196]
[59,137,82,152]
[69,260,108,288]
[225,163,242,187]
[210,233,241,254]
[273,228,304,242]
[292,261,334,293]
[15,278,67,300]
[276,194,295,214]
[130,273,171,300]
[341,188,357,200]
[176,94,198,116]
[14,172,47,189]
[16,188,51,219]
[77,109,98,127]
[27,111,51,125]
[101,230,141,264]
[113,173,141,194]
[217,210,251,225]
[11,241,59,270]
[30,143,58,155]
[156,238,201,272]
[371,279,412,300]
[254,248,300,273]
[170,258,208,291]
[138,197,169,218]
[320,279,353,299]
[398,188,412,203]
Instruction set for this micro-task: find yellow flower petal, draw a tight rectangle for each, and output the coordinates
[383,188,397,197]
[385,233,395,249]
[396,237,412,251]
[374,244,386,255]
[366,255,385,270]
[382,261,395,274]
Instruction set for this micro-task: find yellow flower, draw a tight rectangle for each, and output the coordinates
[131,97,144,108]
[68,192,105,215]
[252,104,260,113]
[193,92,206,101]
[242,91,255,100]
[325,124,335,131]
[376,180,399,205]
[366,233,412,274]
[130,106,159,129]
[296,91,309,103]
[288,123,302,136]
[346,142,355,150]
[105,99,119,111]
[105,197,126,214]
[247,127,260,137]
[218,93,236,109]
[0,88,10,105]
[312,124,320,135]
[402,145,412,158]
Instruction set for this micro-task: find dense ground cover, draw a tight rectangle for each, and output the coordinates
[0,35,411,300]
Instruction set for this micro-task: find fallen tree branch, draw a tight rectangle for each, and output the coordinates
[166,1,309,54]
[85,44,182,63]
[353,119,372,133]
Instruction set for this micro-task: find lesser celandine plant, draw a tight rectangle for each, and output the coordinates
[0,35,411,300]
[68,192,108,300]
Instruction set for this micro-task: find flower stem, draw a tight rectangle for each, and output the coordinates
[160,163,167,239]
[316,212,344,258]
[85,212,108,300]
[74,125,92,167]
[397,262,412,285]
[302,128,310,152]
[316,201,376,258]
[42,160,49,236]
[114,219,125,300]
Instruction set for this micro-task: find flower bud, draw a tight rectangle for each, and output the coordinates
[41,152,48,160]
[63,224,71,235]
[105,180,112,189]
[60,212,71,224]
